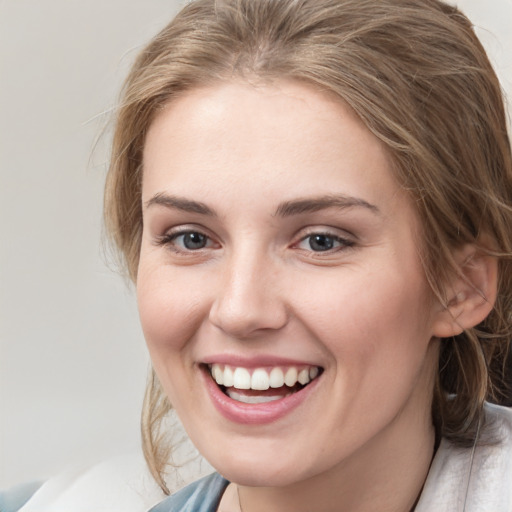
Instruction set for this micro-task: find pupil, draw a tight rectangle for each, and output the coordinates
[184,232,207,249]
[309,234,333,251]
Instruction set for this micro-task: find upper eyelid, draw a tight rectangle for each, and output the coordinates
[154,226,212,243]
[162,224,214,238]
[293,225,356,241]
[299,232,352,242]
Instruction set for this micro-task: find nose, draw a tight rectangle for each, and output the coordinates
[208,250,289,339]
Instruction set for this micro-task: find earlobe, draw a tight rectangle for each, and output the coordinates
[432,244,498,338]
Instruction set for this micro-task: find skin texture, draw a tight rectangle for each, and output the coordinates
[138,81,447,512]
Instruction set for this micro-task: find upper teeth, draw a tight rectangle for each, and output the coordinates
[209,364,320,390]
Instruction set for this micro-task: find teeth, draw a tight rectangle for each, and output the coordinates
[212,365,224,385]
[251,369,270,390]
[269,367,285,388]
[298,368,310,385]
[284,367,298,386]
[209,363,321,391]
[233,367,251,389]
[223,366,234,387]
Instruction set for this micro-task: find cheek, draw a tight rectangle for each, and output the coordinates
[136,265,207,357]
[296,270,435,430]
[290,262,433,368]
[136,266,211,409]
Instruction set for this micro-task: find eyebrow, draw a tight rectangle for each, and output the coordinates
[145,193,216,216]
[274,195,380,217]
[144,192,380,218]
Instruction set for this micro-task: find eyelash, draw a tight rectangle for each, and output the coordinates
[155,229,216,253]
[156,228,354,255]
[294,231,355,253]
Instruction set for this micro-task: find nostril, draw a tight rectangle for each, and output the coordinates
[208,298,288,338]
[207,262,289,337]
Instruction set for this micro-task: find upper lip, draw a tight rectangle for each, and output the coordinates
[201,354,323,369]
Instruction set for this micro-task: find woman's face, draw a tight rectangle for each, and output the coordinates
[138,81,442,487]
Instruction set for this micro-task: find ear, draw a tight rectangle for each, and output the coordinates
[432,244,498,338]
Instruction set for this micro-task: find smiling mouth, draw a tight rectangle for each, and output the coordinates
[206,364,323,404]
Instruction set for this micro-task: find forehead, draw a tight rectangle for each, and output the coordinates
[142,80,409,219]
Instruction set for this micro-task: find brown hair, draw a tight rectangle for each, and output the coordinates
[104,0,512,492]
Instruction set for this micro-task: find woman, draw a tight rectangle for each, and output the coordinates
[104,0,512,509]
[4,0,511,510]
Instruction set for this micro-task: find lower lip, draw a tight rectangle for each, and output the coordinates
[202,367,321,425]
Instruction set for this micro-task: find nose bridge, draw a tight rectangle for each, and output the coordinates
[209,242,287,337]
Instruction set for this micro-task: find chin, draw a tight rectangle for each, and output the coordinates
[216,460,311,488]
[196,437,324,488]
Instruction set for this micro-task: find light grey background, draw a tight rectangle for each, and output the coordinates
[1,0,511,490]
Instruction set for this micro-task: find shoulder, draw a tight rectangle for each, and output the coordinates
[0,481,44,512]
[416,403,512,512]
[486,401,512,438]
[3,453,167,512]
[148,473,229,512]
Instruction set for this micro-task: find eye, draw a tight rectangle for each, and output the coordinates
[157,229,216,252]
[296,232,353,252]
[175,231,209,250]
